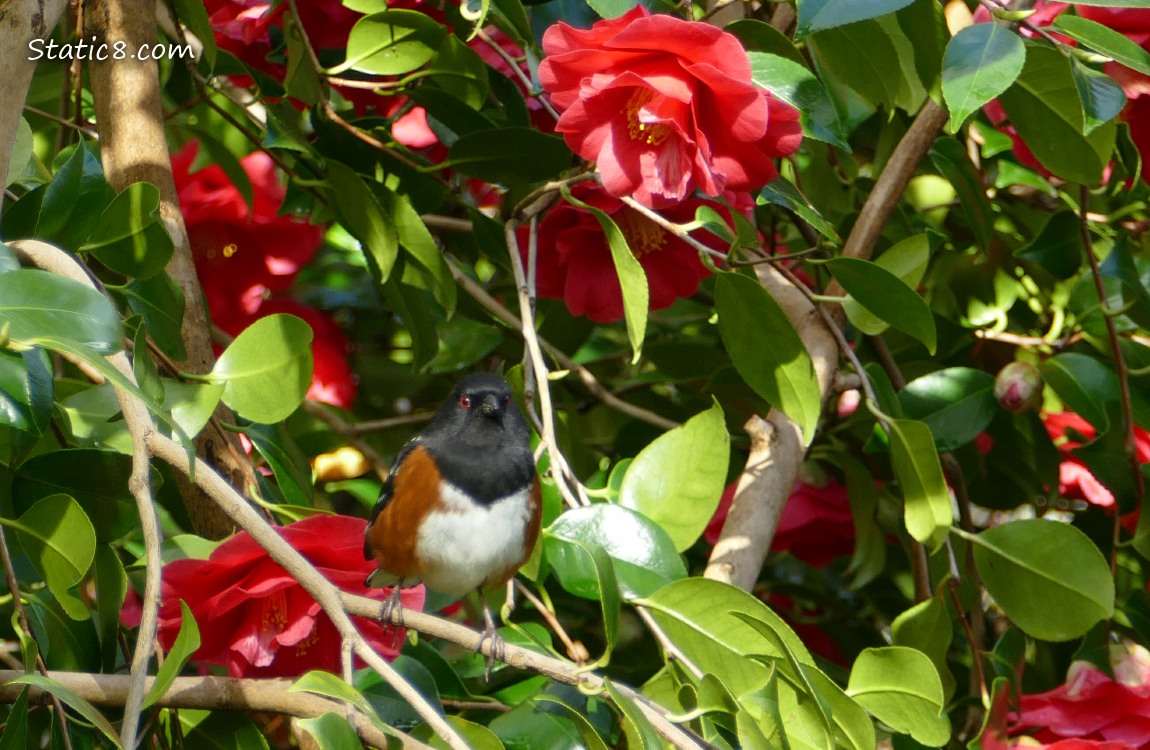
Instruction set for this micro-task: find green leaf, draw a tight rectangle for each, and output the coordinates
[0,269,122,354]
[562,190,647,363]
[284,14,323,106]
[716,272,821,442]
[6,118,33,187]
[757,178,840,242]
[930,138,994,249]
[1039,352,1116,431]
[618,402,729,551]
[10,494,97,621]
[123,272,187,361]
[443,127,572,185]
[327,162,399,284]
[541,532,620,663]
[941,22,1026,132]
[427,34,489,111]
[164,381,224,440]
[210,313,314,424]
[841,234,931,335]
[0,687,29,750]
[586,0,638,18]
[890,596,955,702]
[889,418,951,552]
[825,257,937,353]
[291,671,385,728]
[846,647,950,746]
[1015,209,1084,280]
[296,712,362,750]
[241,421,314,507]
[545,504,684,600]
[796,0,914,38]
[604,681,662,750]
[534,696,612,750]
[93,546,127,671]
[635,578,813,696]
[748,52,849,151]
[1100,235,1150,328]
[171,0,216,71]
[382,277,440,369]
[1070,56,1126,134]
[428,716,505,750]
[898,367,997,452]
[378,187,456,315]
[999,44,1115,184]
[7,675,123,749]
[82,182,174,280]
[343,10,446,75]
[966,519,1114,641]
[144,600,201,708]
[177,710,272,750]
[0,348,53,437]
[1054,15,1150,77]
[807,20,903,108]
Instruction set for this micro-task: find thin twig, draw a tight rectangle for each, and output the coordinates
[513,580,587,666]
[473,28,561,122]
[346,413,435,434]
[636,606,704,679]
[302,401,390,481]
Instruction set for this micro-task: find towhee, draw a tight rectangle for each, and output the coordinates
[363,373,541,676]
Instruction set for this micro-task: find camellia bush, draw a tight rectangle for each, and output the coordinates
[4,0,1150,747]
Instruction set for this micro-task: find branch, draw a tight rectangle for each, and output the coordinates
[0,670,431,750]
[9,239,163,750]
[84,0,255,540]
[0,0,70,207]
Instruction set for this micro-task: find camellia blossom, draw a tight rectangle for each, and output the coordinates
[158,515,425,678]
[539,6,802,207]
[1043,411,1150,509]
[1005,644,1150,749]
[524,184,740,323]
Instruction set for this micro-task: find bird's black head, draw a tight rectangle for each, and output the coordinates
[427,373,528,447]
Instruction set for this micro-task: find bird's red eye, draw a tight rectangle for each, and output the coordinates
[504,395,512,407]
[459,395,471,408]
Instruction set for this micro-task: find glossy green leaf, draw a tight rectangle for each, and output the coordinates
[563,190,647,363]
[0,687,29,750]
[999,44,1115,184]
[966,519,1114,641]
[942,22,1025,132]
[635,578,813,696]
[1099,235,1150,328]
[586,0,638,18]
[428,716,505,750]
[292,671,385,728]
[898,367,997,452]
[7,675,123,748]
[10,494,97,620]
[327,162,399,284]
[378,187,456,316]
[0,269,121,353]
[1015,209,1084,280]
[757,178,840,242]
[123,272,187,361]
[171,0,216,70]
[930,138,994,249]
[82,182,174,279]
[36,144,111,249]
[618,402,729,551]
[889,418,951,552]
[825,258,937,353]
[0,348,53,436]
[846,647,950,746]
[748,52,849,150]
[546,504,684,601]
[176,709,272,750]
[296,712,361,750]
[541,531,620,663]
[1039,352,1116,431]
[144,600,201,708]
[534,696,611,750]
[1054,15,1150,77]
[164,381,224,440]
[241,421,314,507]
[6,118,33,186]
[605,681,662,750]
[807,20,903,107]
[93,546,127,671]
[284,14,323,105]
[890,596,955,702]
[796,0,914,38]
[343,10,446,75]
[716,272,821,442]
[841,234,931,336]
[210,314,314,424]
[1071,57,1126,134]
[443,128,572,184]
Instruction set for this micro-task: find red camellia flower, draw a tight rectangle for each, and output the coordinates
[539,6,802,208]
[1043,411,1150,509]
[705,477,855,567]
[159,515,425,678]
[1006,644,1150,749]
[524,184,739,323]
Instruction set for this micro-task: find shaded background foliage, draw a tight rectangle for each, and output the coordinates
[3,0,1150,748]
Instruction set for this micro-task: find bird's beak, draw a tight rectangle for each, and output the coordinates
[478,393,502,415]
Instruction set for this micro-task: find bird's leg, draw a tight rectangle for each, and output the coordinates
[476,588,505,681]
[379,581,406,648]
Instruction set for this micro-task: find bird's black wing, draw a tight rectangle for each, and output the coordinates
[363,437,421,560]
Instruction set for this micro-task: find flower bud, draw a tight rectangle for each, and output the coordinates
[994,362,1044,414]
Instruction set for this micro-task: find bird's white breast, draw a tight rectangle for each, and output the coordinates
[414,483,533,595]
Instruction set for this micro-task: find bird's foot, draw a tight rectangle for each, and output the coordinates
[476,623,505,682]
[379,584,406,649]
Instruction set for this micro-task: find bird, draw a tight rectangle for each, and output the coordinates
[363,373,541,678]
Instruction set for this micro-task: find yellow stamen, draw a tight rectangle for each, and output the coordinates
[615,207,668,257]
[625,89,672,147]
